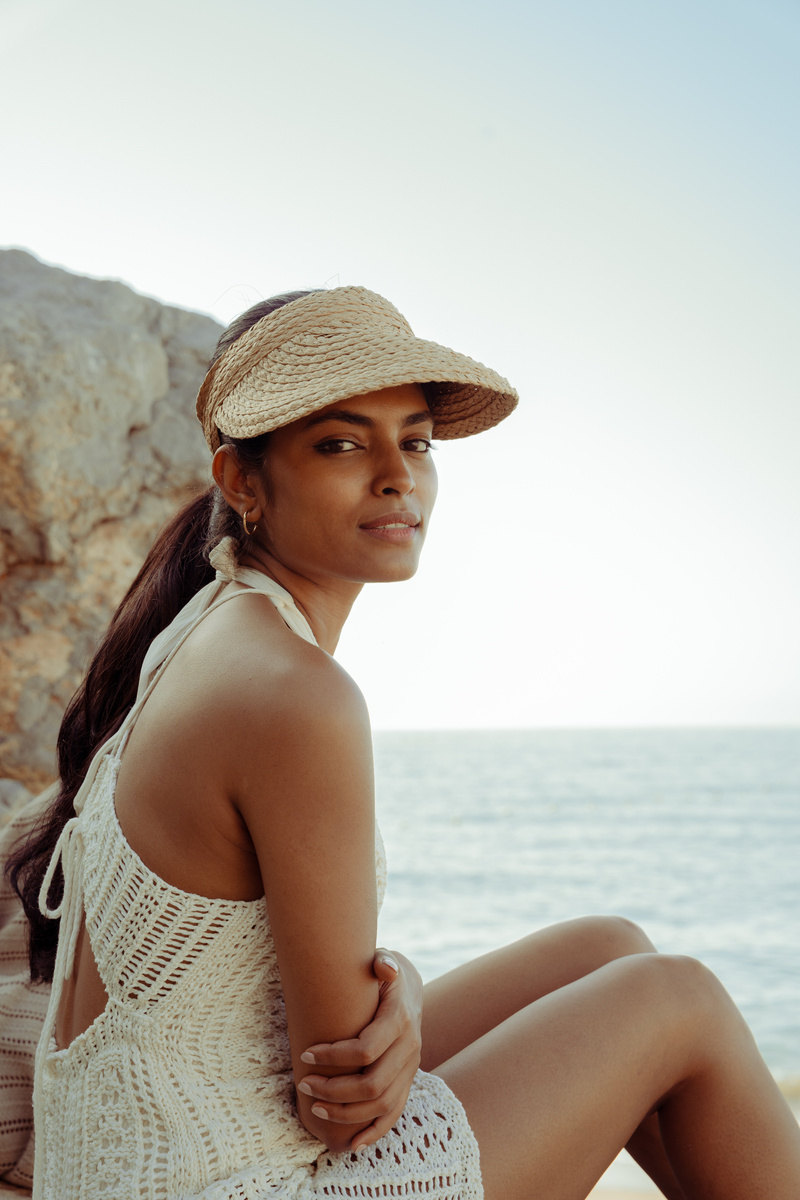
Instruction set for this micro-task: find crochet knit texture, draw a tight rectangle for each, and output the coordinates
[0,789,51,1191]
[33,559,483,1200]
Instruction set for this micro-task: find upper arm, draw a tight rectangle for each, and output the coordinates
[234,651,380,1148]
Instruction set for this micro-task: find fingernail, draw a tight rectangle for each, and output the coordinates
[380,956,398,972]
[301,1051,316,1064]
[311,1105,328,1120]
[354,1143,367,1154]
[297,1081,313,1096]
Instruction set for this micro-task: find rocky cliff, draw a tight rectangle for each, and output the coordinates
[0,250,222,796]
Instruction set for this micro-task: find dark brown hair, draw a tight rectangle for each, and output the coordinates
[6,288,319,982]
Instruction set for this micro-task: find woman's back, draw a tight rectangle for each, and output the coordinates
[40,748,319,1199]
[58,574,325,1047]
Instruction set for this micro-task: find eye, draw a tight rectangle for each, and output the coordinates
[315,438,362,454]
[403,437,434,453]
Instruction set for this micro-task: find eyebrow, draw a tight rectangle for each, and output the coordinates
[302,409,434,431]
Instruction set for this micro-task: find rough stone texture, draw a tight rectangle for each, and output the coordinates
[0,250,222,791]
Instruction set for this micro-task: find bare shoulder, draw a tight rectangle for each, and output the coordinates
[202,592,377,891]
[114,585,372,903]
[181,587,372,778]
[218,589,365,710]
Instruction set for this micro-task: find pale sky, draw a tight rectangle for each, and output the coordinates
[2,0,798,728]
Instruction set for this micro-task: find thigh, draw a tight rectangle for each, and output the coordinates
[433,953,701,1200]
[434,953,800,1200]
[421,915,654,1071]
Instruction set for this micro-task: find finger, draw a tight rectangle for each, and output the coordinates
[301,1037,381,1069]
[372,950,399,984]
[299,1045,418,1105]
[307,1074,410,1128]
[299,1054,412,1107]
[350,1101,407,1153]
[309,1096,393,1126]
[301,1007,403,1068]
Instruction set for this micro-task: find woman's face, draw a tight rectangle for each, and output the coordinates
[252,383,438,586]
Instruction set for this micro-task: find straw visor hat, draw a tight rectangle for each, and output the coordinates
[196,286,518,452]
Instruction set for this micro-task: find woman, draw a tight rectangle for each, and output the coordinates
[9,286,800,1199]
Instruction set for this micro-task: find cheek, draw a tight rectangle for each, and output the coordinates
[420,460,438,511]
[263,474,346,546]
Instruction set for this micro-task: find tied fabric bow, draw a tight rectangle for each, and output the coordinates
[135,537,312,702]
[38,817,84,981]
[134,536,241,702]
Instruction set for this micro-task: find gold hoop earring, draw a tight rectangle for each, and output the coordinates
[242,509,257,536]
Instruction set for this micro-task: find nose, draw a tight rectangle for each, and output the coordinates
[372,443,416,497]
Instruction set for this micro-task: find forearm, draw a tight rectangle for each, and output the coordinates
[296,947,424,1152]
[289,961,382,1150]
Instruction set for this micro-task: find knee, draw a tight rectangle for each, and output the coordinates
[654,953,729,1006]
[579,914,657,960]
[632,952,741,1035]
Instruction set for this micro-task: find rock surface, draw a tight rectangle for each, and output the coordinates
[0,250,222,791]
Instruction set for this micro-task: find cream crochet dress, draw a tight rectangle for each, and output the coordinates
[32,545,482,1200]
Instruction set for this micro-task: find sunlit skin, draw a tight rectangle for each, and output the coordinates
[57,383,800,1200]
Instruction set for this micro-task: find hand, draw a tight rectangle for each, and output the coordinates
[297,948,423,1151]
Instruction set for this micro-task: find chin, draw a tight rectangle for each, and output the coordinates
[360,559,421,585]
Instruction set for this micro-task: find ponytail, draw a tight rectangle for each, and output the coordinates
[6,488,216,982]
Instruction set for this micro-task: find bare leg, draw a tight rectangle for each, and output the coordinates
[422,916,686,1197]
[432,953,800,1200]
[422,916,656,1063]
[627,1114,686,1200]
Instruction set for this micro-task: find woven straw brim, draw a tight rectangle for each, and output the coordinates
[197,286,518,451]
[213,337,517,448]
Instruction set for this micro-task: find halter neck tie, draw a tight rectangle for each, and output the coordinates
[135,537,315,702]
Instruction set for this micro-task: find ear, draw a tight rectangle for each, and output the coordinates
[212,446,263,523]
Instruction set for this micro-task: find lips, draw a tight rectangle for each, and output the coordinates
[359,511,421,542]
[360,511,420,530]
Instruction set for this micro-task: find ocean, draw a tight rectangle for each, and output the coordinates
[372,727,800,1091]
